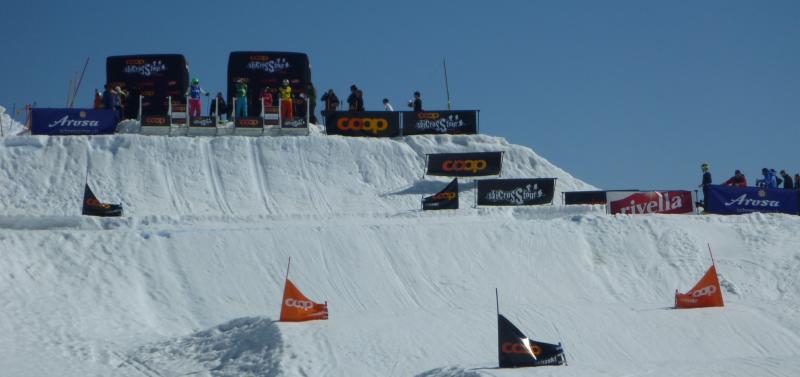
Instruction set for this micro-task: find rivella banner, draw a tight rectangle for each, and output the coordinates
[607,191,695,214]
[477,178,556,206]
[426,152,502,177]
[402,110,478,135]
[325,111,400,137]
[31,108,117,135]
[706,185,799,215]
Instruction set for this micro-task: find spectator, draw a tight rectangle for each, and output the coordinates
[186,78,208,119]
[260,86,274,109]
[102,85,120,121]
[93,89,103,109]
[723,169,747,187]
[280,79,293,121]
[347,85,359,112]
[114,86,127,119]
[321,89,339,122]
[307,83,317,124]
[780,170,794,189]
[235,79,248,119]
[795,173,800,190]
[698,163,712,208]
[772,169,783,187]
[209,92,227,121]
[407,91,422,111]
[757,168,778,188]
[356,90,365,111]
[382,98,394,111]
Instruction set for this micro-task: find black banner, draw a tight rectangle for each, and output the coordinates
[325,111,401,137]
[227,52,312,118]
[190,116,216,128]
[402,110,478,135]
[422,179,459,210]
[141,115,169,127]
[82,184,123,217]
[477,179,555,206]
[282,117,308,129]
[498,314,565,368]
[106,54,189,119]
[426,152,502,177]
[564,190,607,205]
[236,117,264,129]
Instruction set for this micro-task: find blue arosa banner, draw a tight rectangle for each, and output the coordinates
[31,108,117,135]
[706,185,799,215]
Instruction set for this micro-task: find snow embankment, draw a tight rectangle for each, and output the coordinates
[1,131,799,377]
[0,105,26,136]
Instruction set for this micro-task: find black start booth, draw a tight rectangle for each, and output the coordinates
[106,54,189,119]
[227,51,312,121]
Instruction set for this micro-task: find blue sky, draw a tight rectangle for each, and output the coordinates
[1,0,798,190]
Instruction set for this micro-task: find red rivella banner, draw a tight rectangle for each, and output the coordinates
[607,191,695,214]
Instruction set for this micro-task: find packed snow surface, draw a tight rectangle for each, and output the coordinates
[1,129,799,376]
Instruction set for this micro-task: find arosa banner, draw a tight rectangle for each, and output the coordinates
[426,152,502,177]
[706,185,799,215]
[607,191,695,214]
[31,108,117,135]
[325,111,401,137]
[422,178,459,210]
[107,54,189,119]
[477,178,556,206]
[402,110,478,135]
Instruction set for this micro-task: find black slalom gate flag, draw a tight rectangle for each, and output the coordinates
[82,184,123,217]
[498,314,565,368]
[422,178,459,210]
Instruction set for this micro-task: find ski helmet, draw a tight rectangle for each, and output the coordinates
[283,79,289,86]
[192,78,199,85]
[701,163,709,171]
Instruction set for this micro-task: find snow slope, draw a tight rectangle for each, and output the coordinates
[1,129,799,377]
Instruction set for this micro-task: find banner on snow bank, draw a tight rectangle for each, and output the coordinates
[705,185,799,215]
[422,178,459,210]
[607,191,695,214]
[325,111,400,137]
[402,110,478,135]
[31,108,117,135]
[426,152,502,177]
[477,178,555,206]
[563,190,640,205]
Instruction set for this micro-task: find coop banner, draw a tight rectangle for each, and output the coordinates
[705,185,799,215]
[325,111,401,137]
[402,110,478,135]
[607,191,694,214]
[426,152,502,177]
[477,179,555,206]
[106,54,189,119]
[31,108,117,135]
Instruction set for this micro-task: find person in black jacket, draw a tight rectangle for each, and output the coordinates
[320,89,340,120]
[407,91,422,111]
[210,92,228,121]
[698,163,712,208]
[347,85,359,112]
[780,170,794,189]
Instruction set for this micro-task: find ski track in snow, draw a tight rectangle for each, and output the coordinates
[1,132,799,376]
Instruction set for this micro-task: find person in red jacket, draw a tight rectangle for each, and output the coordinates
[723,170,747,187]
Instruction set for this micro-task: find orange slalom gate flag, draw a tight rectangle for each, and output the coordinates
[280,278,329,322]
[675,265,724,309]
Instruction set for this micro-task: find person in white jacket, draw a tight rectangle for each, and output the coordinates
[382,98,394,111]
